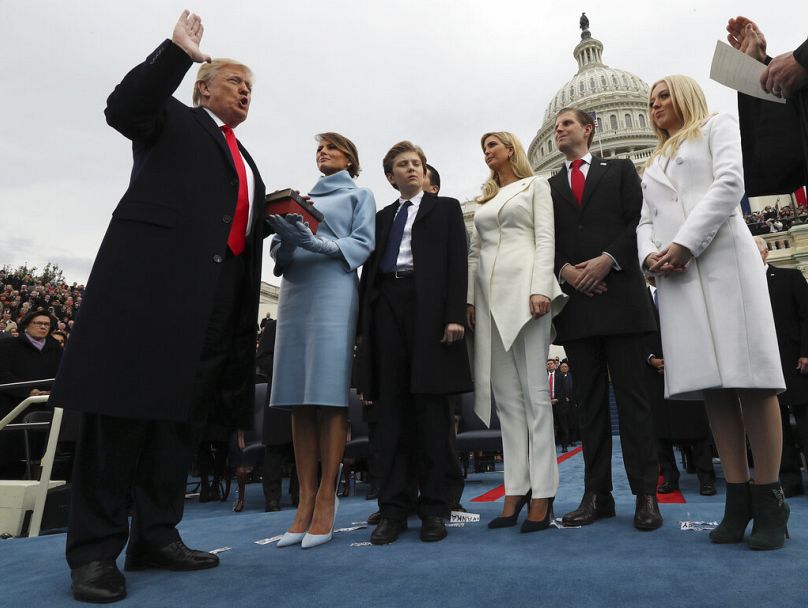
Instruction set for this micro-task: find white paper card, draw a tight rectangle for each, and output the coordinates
[710,40,786,104]
[450,511,480,523]
[209,547,231,554]
[255,535,284,545]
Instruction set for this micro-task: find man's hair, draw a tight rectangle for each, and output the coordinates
[316,132,361,178]
[556,107,596,147]
[382,141,427,190]
[192,59,253,106]
[425,164,441,192]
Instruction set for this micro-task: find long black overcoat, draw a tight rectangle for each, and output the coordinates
[355,193,472,400]
[49,40,266,428]
[767,264,808,406]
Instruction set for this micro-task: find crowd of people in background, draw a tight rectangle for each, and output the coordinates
[0,267,84,345]
[745,203,808,235]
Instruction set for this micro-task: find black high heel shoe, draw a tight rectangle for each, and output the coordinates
[488,491,531,528]
[520,497,555,533]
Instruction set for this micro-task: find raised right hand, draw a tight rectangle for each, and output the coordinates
[172,10,212,63]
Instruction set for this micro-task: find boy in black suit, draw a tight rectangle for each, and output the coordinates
[356,142,471,544]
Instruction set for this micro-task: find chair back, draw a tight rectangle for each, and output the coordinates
[459,392,501,432]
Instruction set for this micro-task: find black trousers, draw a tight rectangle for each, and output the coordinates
[658,437,715,484]
[780,402,808,490]
[371,277,452,521]
[553,400,572,447]
[66,251,246,568]
[564,334,659,495]
[262,444,298,504]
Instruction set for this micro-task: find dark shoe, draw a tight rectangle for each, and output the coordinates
[699,481,717,496]
[634,494,663,530]
[710,481,752,544]
[367,510,382,525]
[657,481,679,494]
[125,540,219,572]
[71,561,126,604]
[562,492,615,526]
[488,491,531,529]
[371,518,407,545]
[420,516,448,542]
[265,500,281,512]
[561,446,568,453]
[748,482,790,550]
[450,503,467,513]
[520,497,554,533]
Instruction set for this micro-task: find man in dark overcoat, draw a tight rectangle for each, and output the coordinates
[356,141,472,545]
[48,12,266,603]
[757,239,808,496]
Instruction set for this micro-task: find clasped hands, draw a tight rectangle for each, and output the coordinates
[644,243,692,277]
[561,253,612,297]
[727,16,808,99]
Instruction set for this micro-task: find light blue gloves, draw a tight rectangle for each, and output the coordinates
[268,213,339,256]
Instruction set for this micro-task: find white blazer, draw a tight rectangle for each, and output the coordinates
[468,176,567,424]
[637,113,784,399]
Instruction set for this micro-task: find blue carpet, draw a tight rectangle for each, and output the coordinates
[1,439,806,608]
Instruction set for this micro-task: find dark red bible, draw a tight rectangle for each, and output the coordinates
[265,188,324,234]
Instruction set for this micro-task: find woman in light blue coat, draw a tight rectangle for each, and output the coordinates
[267,132,375,548]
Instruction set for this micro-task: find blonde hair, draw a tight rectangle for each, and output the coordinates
[476,132,534,204]
[192,59,253,106]
[647,75,713,165]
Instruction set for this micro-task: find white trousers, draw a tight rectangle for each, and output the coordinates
[491,316,559,497]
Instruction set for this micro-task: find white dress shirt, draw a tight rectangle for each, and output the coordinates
[393,190,424,272]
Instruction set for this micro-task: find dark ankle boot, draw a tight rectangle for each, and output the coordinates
[749,482,790,550]
[709,481,752,543]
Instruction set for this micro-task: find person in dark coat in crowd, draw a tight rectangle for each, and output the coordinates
[48,12,267,603]
[756,238,808,497]
[254,316,298,512]
[554,361,574,452]
[644,288,716,496]
[0,310,63,478]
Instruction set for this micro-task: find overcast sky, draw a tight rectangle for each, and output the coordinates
[1,1,802,286]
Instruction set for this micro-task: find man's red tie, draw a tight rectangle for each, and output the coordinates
[570,158,586,206]
[221,125,249,255]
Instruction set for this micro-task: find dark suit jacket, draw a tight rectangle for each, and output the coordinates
[356,192,472,400]
[766,264,808,405]
[549,157,655,343]
[50,40,267,428]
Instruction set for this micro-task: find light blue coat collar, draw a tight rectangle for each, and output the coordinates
[309,170,356,196]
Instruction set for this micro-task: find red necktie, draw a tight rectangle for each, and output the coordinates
[570,158,586,206]
[549,372,554,399]
[221,125,249,255]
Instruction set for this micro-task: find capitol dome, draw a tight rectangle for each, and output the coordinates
[528,15,658,176]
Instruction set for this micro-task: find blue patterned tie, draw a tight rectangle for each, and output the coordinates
[379,201,412,273]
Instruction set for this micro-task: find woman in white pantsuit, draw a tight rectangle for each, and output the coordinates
[638,75,789,550]
[467,132,567,532]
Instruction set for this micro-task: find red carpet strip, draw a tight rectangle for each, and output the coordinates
[470,445,583,502]
[655,475,686,503]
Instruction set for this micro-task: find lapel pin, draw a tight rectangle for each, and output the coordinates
[600,162,607,166]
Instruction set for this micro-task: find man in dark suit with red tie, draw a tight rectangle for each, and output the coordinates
[548,107,661,530]
[757,238,808,496]
[49,12,266,603]
[356,141,472,545]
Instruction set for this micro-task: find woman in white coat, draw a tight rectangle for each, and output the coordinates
[467,132,567,532]
[637,75,789,550]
